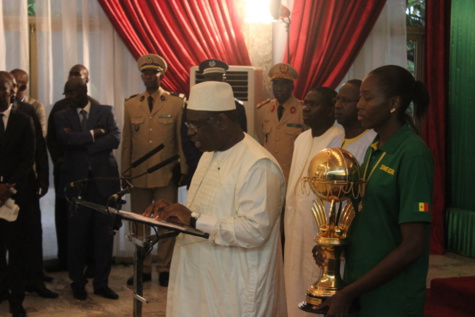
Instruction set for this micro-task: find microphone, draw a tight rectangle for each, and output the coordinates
[147,155,179,174]
[122,155,180,183]
[108,187,132,202]
[107,155,178,204]
[131,143,165,168]
[122,144,165,177]
[68,178,90,188]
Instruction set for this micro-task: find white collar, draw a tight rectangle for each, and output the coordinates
[0,103,13,118]
[76,101,91,114]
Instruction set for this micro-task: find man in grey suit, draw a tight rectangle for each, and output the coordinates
[54,78,120,301]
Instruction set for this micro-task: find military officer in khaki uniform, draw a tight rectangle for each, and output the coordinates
[255,63,305,182]
[121,54,187,287]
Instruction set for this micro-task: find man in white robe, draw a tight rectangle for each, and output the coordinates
[284,87,343,317]
[144,81,287,317]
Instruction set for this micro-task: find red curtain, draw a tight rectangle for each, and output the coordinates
[97,0,251,95]
[285,0,386,99]
[423,1,451,254]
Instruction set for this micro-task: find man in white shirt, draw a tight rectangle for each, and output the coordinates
[327,79,376,164]
[284,87,343,317]
[144,81,287,317]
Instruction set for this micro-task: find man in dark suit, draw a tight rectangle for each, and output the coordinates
[8,71,57,299]
[54,77,120,300]
[0,72,36,317]
[46,64,99,272]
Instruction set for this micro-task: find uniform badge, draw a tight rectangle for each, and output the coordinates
[270,104,275,112]
[290,106,296,113]
[146,57,153,64]
[134,124,140,132]
[209,60,216,67]
[280,64,289,73]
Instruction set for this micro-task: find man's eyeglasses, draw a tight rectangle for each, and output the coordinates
[185,115,216,132]
[332,96,360,105]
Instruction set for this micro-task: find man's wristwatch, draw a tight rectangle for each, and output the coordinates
[190,212,201,229]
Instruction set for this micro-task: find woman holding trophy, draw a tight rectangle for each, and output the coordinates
[313,65,434,316]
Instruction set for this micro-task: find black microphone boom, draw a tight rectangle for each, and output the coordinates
[128,155,180,180]
[147,155,179,174]
[130,143,165,168]
[109,187,133,202]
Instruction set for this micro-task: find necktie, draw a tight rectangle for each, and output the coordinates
[277,104,284,121]
[80,109,88,131]
[0,113,4,137]
[148,96,154,112]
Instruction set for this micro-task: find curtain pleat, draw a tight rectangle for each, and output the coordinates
[447,0,475,257]
[97,0,251,95]
[423,0,451,255]
[447,208,475,257]
[285,0,386,99]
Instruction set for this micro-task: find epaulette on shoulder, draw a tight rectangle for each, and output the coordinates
[124,94,138,102]
[170,92,186,99]
[256,98,271,109]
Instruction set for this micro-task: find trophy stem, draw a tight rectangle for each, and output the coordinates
[299,237,346,314]
[328,200,336,233]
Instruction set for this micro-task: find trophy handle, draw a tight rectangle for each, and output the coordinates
[312,198,329,237]
[337,201,356,239]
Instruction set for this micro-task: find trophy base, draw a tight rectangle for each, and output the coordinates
[298,298,360,315]
[298,300,328,314]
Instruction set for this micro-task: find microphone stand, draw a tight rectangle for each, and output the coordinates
[111,153,183,317]
[67,146,182,316]
[126,230,179,317]
[71,197,207,317]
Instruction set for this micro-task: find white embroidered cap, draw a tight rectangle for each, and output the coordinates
[188,81,236,111]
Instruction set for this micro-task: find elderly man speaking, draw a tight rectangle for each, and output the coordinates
[144,81,287,317]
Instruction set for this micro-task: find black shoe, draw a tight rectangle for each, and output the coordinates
[71,284,87,300]
[84,266,95,279]
[44,264,67,272]
[158,272,169,287]
[25,283,59,299]
[9,302,26,317]
[42,274,54,283]
[126,273,152,286]
[94,286,118,300]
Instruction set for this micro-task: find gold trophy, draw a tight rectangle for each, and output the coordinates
[298,148,363,314]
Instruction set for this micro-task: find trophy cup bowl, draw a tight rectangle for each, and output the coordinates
[299,148,362,314]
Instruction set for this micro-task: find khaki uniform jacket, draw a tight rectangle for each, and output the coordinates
[24,96,47,137]
[121,87,187,188]
[255,95,305,181]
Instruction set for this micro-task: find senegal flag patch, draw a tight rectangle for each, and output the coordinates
[418,202,429,212]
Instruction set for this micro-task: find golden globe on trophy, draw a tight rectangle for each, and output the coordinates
[298,147,363,314]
